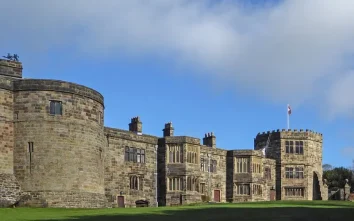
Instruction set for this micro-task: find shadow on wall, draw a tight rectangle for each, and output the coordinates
[17,203,354,221]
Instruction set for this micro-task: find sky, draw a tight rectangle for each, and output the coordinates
[1,0,354,168]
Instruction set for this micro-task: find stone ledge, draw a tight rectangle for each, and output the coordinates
[13,79,104,106]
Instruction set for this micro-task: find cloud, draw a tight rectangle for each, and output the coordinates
[1,0,354,119]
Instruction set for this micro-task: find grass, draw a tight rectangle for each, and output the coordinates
[1,201,353,221]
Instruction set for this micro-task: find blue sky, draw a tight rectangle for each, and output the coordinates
[1,0,354,168]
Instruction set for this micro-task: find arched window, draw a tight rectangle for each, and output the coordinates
[130,176,142,190]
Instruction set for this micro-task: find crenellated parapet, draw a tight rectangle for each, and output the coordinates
[255,129,323,144]
[0,58,22,79]
[164,136,200,145]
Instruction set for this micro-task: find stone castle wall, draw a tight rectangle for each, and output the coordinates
[0,59,22,79]
[254,129,326,201]
[226,150,276,202]
[12,80,106,208]
[0,58,328,207]
[0,60,21,207]
[104,127,158,208]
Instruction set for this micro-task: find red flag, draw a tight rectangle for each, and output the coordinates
[287,105,292,115]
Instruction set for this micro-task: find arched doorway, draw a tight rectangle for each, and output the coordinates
[313,172,322,200]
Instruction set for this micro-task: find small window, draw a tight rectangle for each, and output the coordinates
[50,101,62,115]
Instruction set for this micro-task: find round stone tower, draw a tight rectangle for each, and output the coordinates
[12,77,106,208]
[254,129,327,201]
[0,58,22,207]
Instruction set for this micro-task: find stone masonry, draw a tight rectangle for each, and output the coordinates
[0,58,328,208]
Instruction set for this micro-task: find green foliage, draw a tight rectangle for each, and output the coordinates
[323,164,333,171]
[323,167,353,191]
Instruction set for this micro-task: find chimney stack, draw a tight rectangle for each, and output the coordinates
[129,116,142,134]
[203,132,216,148]
[163,122,174,137]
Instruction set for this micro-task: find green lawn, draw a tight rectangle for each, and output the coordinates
[1,201,353,221]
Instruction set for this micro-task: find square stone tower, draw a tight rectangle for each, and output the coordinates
[254,129,327,201]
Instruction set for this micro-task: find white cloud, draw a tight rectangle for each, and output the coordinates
[1,0,354,119]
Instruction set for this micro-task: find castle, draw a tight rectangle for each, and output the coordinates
[0,58,328,208]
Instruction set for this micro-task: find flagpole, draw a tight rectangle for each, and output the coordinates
[287,104,290,129]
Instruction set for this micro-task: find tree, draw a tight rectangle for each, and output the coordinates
[323,164,333,171]
[323,167,353,192]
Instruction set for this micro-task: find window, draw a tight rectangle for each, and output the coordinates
[295,167,304,179]
[125,147,145,163]
[286,167,304,179]
[264,167,271,180]
[186,146,198,164]
[235,184,250,195]
[285,167,294,179]
[253,184,262,195]
[285,187,304,197]
[295,141,304,154]
[169,145,183,163]
[28,142,34,173]
[285,141,294,153]
[130,176,143,190]
[210,160,217,173]
[235,157,250,173]
[168,177,184,191]
[252,163,261,173]
[98,112,103,124]
[187,152,198,164]
[186,176,198,191]
[201,158,206,171]
[200,183,206,194]
[50,100,62,115]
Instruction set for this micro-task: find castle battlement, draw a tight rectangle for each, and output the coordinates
[0,58,22,78]
[255,129,323,143]
[257,129,322,136]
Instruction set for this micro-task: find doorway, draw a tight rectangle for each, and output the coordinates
[313,172,322,200]
[214,190,221,202]
[117,196,125,208]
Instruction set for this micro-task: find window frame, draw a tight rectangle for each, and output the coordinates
[49,100,63,115]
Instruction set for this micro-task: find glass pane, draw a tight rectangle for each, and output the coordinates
[50,101,55,114]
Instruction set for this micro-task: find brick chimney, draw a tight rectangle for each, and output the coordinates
[163,122,174,137]
[129,116,142,135]
[203,132,216,148]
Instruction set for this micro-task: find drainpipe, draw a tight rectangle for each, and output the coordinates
[155,145,158,207]
[208,153,211,201]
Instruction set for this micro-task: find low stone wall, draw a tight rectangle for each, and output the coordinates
[18,191,107,208]
[0,173,21,207]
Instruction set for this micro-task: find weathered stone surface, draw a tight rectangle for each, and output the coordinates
[18,191,106,208]
[0,174,21,207]
[0,59,22,78]
[104,127,158,208]
[255,130,327,201]
[0,58,329,208]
